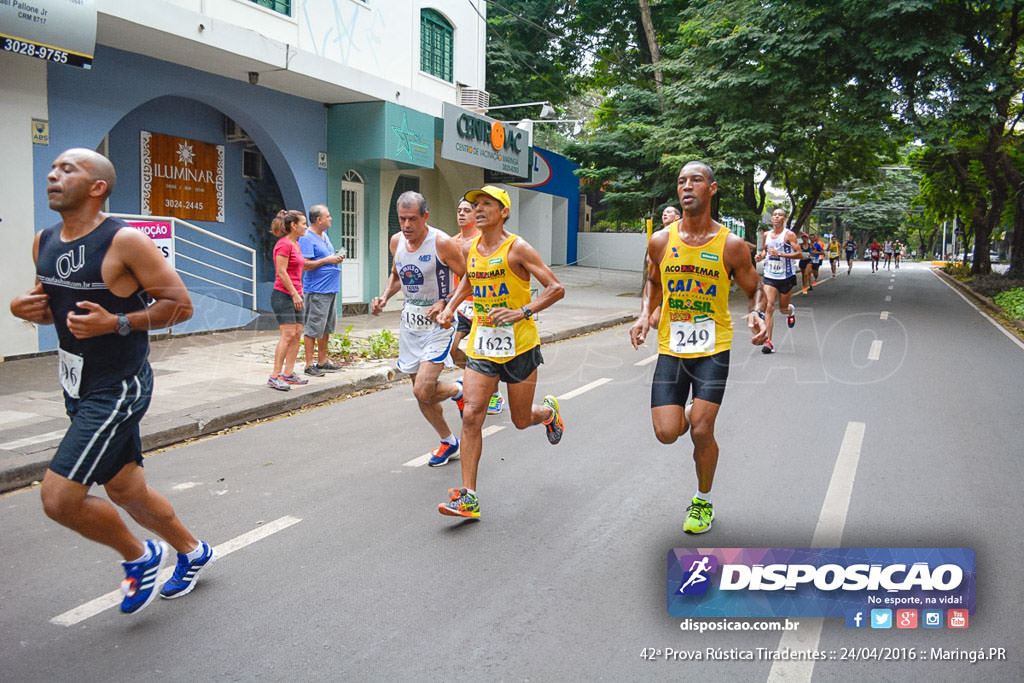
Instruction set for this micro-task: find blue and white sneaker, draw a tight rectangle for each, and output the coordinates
[160,540,214,599]
[428,439,460,467]
[120,540,167,614]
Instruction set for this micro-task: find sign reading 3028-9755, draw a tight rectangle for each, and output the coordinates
[0,0,97,69]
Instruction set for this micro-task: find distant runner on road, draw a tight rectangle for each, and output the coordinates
[844,237,858,275]
[629,161,767,534]
[754,208,801,355]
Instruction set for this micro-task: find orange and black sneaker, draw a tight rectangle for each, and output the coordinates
[438,487,480,518]
[542,395,564,445]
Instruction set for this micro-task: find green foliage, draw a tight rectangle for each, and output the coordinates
[327,325,356,357]
[993,288,1024,321]
[361,329,398,359]
[591,219,645,233]
[942,262,972,280]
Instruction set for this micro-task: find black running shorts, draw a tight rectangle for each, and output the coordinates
[456,311,472,335]
[763,275,797,295]
[50,363,153,485]
[651,350,730,407]
[467,345,543,384]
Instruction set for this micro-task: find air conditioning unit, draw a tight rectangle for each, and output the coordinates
[224,116,251,143]
[457,86,490,113]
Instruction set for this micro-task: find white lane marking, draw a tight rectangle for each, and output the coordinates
[767,422,866,683]
[50,515,302,627]
[879,311,889,320]
[558,377,612,400]
[403,425,507,467]
[171,482,201,491]
[403,378,613,467]
[0,410,37,425]
[0,429,67,450]
[884,295,892,302]
[888,285,894,290]
[634,354,659,367]
[932,270,1024,351]
[867,340,883,361]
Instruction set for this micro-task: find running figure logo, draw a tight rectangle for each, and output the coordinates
[676,554,718,596]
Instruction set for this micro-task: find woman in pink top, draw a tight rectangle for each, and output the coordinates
[268,210,309,390]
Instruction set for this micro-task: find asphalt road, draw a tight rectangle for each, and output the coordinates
[1,263,1021,682]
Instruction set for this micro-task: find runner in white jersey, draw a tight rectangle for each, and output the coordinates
[754,208,802,354]
[371,191,467,466]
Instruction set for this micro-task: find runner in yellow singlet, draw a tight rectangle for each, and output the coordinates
[630,161,767,534]
[450,198,505,416]
[436,185,565,519]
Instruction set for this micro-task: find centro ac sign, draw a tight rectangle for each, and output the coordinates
[442,102,531,178]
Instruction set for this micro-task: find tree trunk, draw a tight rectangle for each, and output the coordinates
[637,0,664,90]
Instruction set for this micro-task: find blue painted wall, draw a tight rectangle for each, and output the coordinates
[526,148,581,264]
[33,45,329,348]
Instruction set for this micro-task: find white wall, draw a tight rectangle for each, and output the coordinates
[576,232,647,271]
[147,0,488,110]
[0,53,48,358]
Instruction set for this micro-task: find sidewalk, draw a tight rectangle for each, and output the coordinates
[0,266,643,492]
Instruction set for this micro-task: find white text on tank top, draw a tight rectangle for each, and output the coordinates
[763,231,794,279]
[395,227,451,331]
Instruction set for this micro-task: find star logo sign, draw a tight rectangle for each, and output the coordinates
[393,113,429,160]
[176,142,195,166]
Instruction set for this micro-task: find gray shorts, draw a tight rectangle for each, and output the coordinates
[303,292,337,338]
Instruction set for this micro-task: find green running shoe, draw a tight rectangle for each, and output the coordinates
[487,392,505,415]
[542,395,563,445]
[683,497,714,534]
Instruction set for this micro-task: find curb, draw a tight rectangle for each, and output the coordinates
[932,267,1024,334]
[0,316,634,494]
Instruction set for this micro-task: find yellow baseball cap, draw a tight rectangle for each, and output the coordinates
[464,185,510,209]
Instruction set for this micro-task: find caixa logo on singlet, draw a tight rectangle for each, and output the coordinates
[56,245,86,279]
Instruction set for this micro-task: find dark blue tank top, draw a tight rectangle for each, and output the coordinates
[37,217,150,395]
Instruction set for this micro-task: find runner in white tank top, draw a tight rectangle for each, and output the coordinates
[371,191,468,466]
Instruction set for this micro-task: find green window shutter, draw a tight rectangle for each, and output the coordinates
[420,9,453,82]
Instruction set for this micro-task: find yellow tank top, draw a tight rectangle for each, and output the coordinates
[657,223,733,358]
[466,234,540,363]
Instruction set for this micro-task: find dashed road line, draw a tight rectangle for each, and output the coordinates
[403,425,506,467]
[879,311,889,320]
[767,422,866,683]
[867,340,883,361]
[558,377,612,400]
[634,354,659,367]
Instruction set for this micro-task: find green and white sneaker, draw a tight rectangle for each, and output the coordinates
[683,497,714,534]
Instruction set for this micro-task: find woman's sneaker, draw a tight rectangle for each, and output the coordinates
[267,376,291,391]
[160,540,214,599]
[120,540,167,614]
[280,373,309,385]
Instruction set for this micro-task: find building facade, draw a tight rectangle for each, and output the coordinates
[0,0,578,359]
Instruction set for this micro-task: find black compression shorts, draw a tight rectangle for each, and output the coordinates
[651,350,730,407]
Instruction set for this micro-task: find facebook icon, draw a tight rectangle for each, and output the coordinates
[845,610,866,629]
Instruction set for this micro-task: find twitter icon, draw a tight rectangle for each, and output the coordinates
[870,609,893,629]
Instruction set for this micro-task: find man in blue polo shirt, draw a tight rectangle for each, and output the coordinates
[298,204,344,376]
